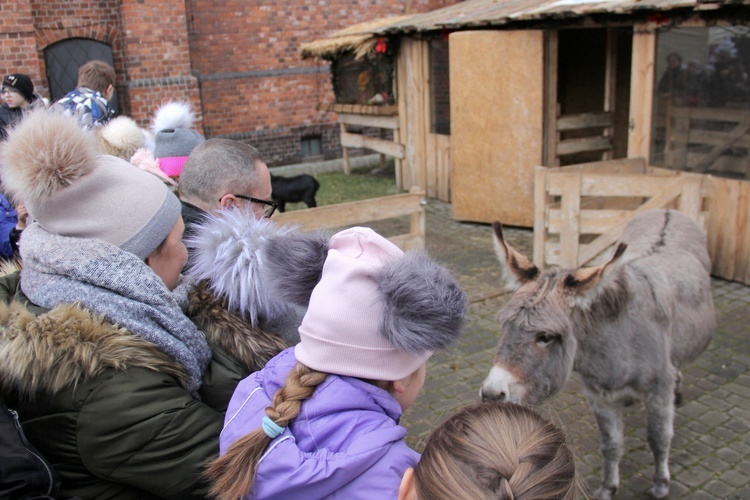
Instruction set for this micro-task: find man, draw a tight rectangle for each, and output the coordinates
[54,60,115,130]
[179,138,303,344]
[178,138,275,237]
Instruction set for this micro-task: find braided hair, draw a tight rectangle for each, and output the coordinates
[204,362,327,499]
[413,401,576,499]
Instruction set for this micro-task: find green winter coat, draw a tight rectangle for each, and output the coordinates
[0,272,288,500]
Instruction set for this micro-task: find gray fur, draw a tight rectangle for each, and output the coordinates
[185,208,295,326]
[377,252,467,353]
[481,209,715,500]
[261,228,330,308]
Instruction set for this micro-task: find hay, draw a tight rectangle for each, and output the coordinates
[300,15,413,60]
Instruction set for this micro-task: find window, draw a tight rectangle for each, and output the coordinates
[331,52,395,106]
[301,136,322,157]
[651,26,750,180]
[430,37,451,135]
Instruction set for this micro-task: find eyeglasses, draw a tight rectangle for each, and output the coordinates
[223,195,277,218]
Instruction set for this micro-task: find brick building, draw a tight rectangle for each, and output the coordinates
[0,0,458,166]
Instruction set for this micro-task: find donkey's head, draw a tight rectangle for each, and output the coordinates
[480,222,627,405]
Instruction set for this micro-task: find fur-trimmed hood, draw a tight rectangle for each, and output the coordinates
[0,280,289,398]
[0,300,189,398]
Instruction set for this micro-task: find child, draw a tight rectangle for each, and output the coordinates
[54,60,115,129]
[197,219,468,499]
[0,73,40,139]
[398,401,577,500]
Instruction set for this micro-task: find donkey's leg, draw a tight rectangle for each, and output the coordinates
[589,399,625,500]
[645,386,675,499]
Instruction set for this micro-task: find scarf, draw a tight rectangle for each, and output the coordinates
[19,224,211,396]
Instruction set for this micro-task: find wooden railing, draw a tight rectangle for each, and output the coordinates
[273,187,426,251]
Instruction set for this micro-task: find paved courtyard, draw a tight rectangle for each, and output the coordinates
[383,200,750,499]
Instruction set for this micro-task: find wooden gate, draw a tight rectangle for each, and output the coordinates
[534,158,706,269]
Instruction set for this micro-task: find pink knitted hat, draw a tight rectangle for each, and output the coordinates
[295,228,430,380]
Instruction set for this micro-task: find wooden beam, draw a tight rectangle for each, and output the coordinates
[340,123,351,175]
[337,113,399,130]
[544,29,559,167]
[627,23,656,159]
[317,102,399,115]
[557,112,613,131]
[340,130,406,159]
[557,136,612,156]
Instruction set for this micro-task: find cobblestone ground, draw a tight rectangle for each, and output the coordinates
[373,200,750,500]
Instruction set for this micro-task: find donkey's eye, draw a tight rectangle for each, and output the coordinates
[535,333,559,345]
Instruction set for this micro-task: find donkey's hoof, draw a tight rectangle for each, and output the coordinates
[594,486,616,500]
[650,483,669,498]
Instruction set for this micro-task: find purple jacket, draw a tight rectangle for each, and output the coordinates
[220,347,419,499]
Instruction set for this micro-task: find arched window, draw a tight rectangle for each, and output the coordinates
[44,38,118,114]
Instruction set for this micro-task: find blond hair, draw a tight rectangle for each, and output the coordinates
[413,402,576,499]
[77,60,115,94]
[204,362,327,499]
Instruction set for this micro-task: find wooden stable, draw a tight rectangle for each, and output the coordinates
[534,157,750,284]
[273,187,426,251]
[302,1,750,283]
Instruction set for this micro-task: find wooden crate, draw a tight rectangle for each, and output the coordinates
[534,157,708,269]
[273,187,426,251]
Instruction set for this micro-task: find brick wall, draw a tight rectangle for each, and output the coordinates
[1,0,460,165]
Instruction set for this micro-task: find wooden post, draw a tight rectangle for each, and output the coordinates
[603,28,618,161]
[544,29,559,167]
[533,166,550,267]
[628,23,656,160]
[341,123,351,175]
[559,173,581,268]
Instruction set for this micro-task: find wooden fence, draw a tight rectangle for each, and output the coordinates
[665,105,750,179]
[273,187,426,251]
[534,157,707,269]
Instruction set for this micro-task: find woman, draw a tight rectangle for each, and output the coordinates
[0,109,287,499]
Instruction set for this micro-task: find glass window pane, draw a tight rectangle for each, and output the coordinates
[651,26,750,180]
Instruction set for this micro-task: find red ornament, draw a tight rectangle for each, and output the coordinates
[375,37,388,54]
[648,13,669,26]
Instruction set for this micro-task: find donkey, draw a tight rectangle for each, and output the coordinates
[480,209,715,499]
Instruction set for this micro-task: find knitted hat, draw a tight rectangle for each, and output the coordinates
[2,73,35,103]
[186,210,468,382]
[0,109,181,260]
[151,101,205,178]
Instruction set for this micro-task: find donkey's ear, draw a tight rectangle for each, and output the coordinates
[565,242,627,293]
[492,221,539,290]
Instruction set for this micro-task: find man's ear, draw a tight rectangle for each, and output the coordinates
[218,194,236,209]
[398,467,417,500]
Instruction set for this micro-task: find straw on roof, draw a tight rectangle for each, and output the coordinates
[300,15,413,60]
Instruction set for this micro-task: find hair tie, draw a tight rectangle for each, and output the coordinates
[261,416,285,439]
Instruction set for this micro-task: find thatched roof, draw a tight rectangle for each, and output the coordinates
[299,15,413,60]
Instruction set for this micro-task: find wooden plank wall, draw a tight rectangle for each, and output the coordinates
[450,30,544,226]
[396,38,451,201]
[705,176,750,284]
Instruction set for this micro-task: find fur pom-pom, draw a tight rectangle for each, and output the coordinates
[261,228,330,308]
[98,116,145,160]
[130,148,177,185]
[151,101,196,133]
[0,108,98,203]
[185,209,296,326]
[377,253,467,353]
